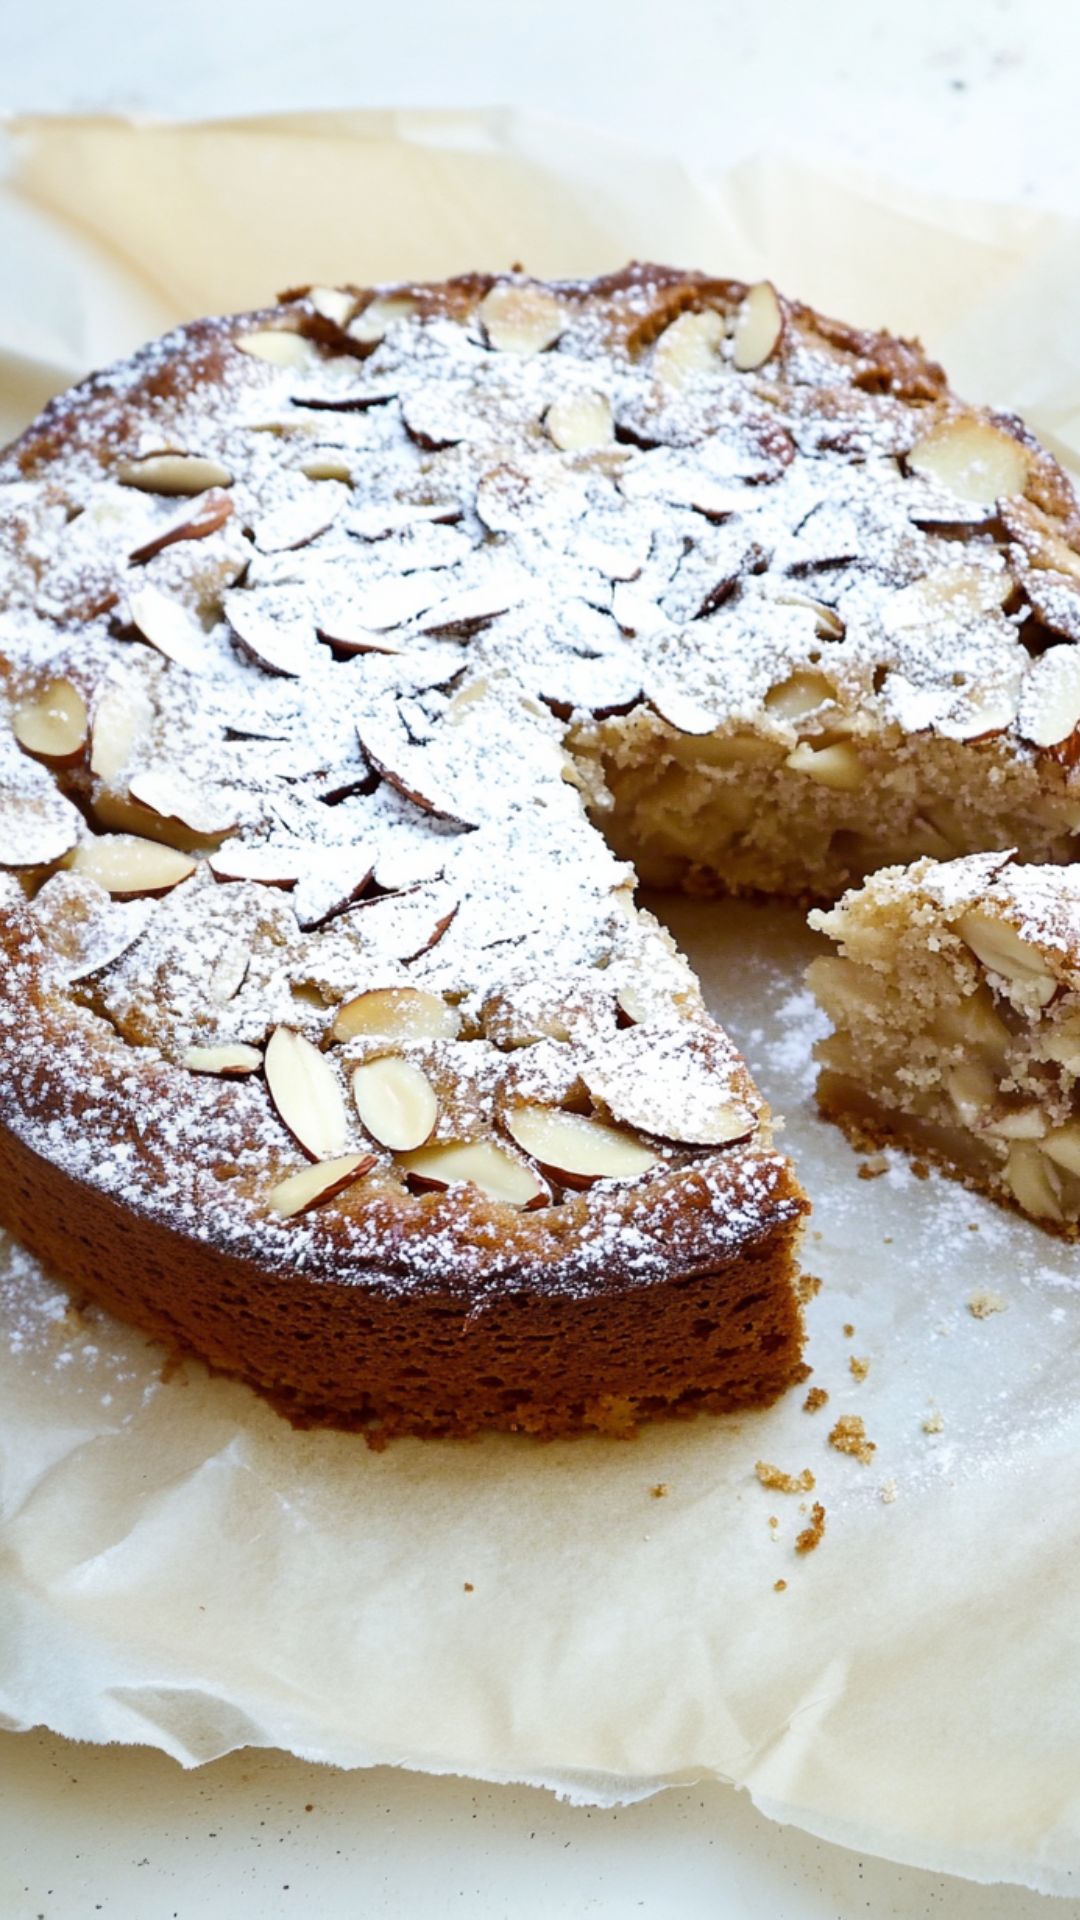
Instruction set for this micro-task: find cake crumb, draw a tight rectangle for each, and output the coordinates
[842,1322,855,1338]
[967,1222,980,1232]
[650,1483,669,1499]
[880,1478,898,1504]
[463,1582,474,1592]
[774,1579,788,1592]
[857,1153,888,1180]
[795,1503,827,1555]
[828,1413,876,1464]
[849,1355,870,1382]
[969,1289,1007,1319]
[803,1386,829,1413]
[922,1410,944,1433]
[755,1460,815,1495]
[797,1273,823,1303]
[768,1514,779,1529]
[911,1159,930,1180]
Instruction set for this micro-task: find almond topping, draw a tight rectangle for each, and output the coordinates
[332,986,460,1044]
[545,391,614,451]
[957,909,1057,1006]
[1041,1125,1080,1178]
[732,282,783,372]
[1005,1143,1064,1223]
[264,1025,349,1160]
[127,769,237,841]
[268,1151,376,1219]
[785,740,864,790]
[504,1105,656,1189]
[352,1056,438,1151]
[12,678,88,766]
[307,286,358,327]
[0,785,82,869]
[907,416,1030,507]
[224,591,314,678]
[128,489,234,566]
[653,309,725,390]
[236,329,315,368]
[183,1044,263,1077]
[70,834,196,899]
[90,683,153,781]
[479,282,567,355]
[401,1139,547,1208]
[1018,646,1080,753]
[117,453,233,495]
[128,586,212,673]
[347,297,417,347]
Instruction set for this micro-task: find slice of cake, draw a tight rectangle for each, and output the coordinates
[809,853,1080,1233]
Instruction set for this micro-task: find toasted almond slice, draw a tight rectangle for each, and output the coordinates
[545,390,615,451]
[128,585,212,672]
[12,678,88,766]
[1041,1124,1080,1177]
[128,488,234,566]
[1001,496,1080,581]
[236,329,315,368]
[317,611,405,656]
[348,885,458,961]
[183,1044,263,1077]
[224,591,314,677]
[649,684,724,737]
[653,309,725,390]
[269,1151,377,1219]
[127,769,237,840]
[764,670,837,723]
[308,286,358,327]
[253,493,341,554]
[117,452,233,495]
[785,740,864,790]
[90,682,153,780]
[401,1138,547,1208]
[70,834,196,899]
[0,785,82,869]
[732,282,783,372]
[479,282,566,355]
[265,1025,349,1160]
[352,1055,438,1151]
[907,416,1030,506]
[347,296,417,346]
[958,909,1057,1006]
[1006,1143,1064,1222]
[209,936,250,1005]
[504,1106,656,1189]
[1018,645,1080,752]
[332,985,460,1045]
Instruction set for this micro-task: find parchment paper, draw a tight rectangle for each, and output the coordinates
[3,112,1080,1895]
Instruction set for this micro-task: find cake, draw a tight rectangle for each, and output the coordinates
[1,264,1078,1435]
[810,854,1080,1234]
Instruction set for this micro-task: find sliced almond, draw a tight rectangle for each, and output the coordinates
[0,784,82,868]
[224,590,314,677]
[545,391,614,451]
[128,488,234,566]
[1001,496,1080,582]
[347,296,417,347]
[12,678,88,766]
[1041,1124,1080,1178]
[653,309,725,391]
[401,1138,547,1209]
[183,1044,263,1076]
[268,1150,377,1219]
[308,286,358,327]
[252,493,341,554]
[90,683,154,780]
[785,740,864,790]
[764,670,836,724]
[957,909,1057,1007]
[1018,646,1080,753]
[347,884,458,961]
[504,1106,656,1189]
[907,416,1030,507]
[128,585,212,673]
[1006,1142,1064,1223]
[236,329,316,368]
[946,1059,997,1125]
[332,985,460,1045]
[648,684,724,737]
[117,453,233,496]
[264,1025,349,1160]
[732,282,783,372]
[479,282,566,356]
[70,833,196,899]
[127,769,237,841]
[352,1055,438,1151]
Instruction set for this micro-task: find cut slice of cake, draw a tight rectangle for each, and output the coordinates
[809,853,1080,1234]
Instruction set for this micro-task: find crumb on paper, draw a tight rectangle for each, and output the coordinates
[768,1514,779,1529]
[650,1483,669,1499]
[842,1322,855,1339]
[967,1221,980,1232]
[829,1413,876,1465]
[797,1273,823,1304]
[857,1153,888,1180]
[849,1355,870,1382]
[922,1410,944,1434]
[880,1478,898,1504]
[803,1386,829,1414]
[883,1235,893,1245]
[463,1582,474,1593]
[969,1290,1007,1319]
[756,1460,816,1495]
[912,1159,930,1181]
[795,1503,827,1556]
[774,1579,788,1593]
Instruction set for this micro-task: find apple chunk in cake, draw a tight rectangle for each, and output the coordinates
[808,852,1080,1233]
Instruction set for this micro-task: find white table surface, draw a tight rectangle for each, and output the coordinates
[5,1,1080,1912]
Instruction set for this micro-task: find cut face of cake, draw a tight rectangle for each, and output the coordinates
[809,854,1080,1234]
[1,263,1080,1435]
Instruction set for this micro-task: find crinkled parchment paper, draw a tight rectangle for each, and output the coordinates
[3,111,1080,1895]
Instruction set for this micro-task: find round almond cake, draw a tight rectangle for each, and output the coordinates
[1,265,1079,1437]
